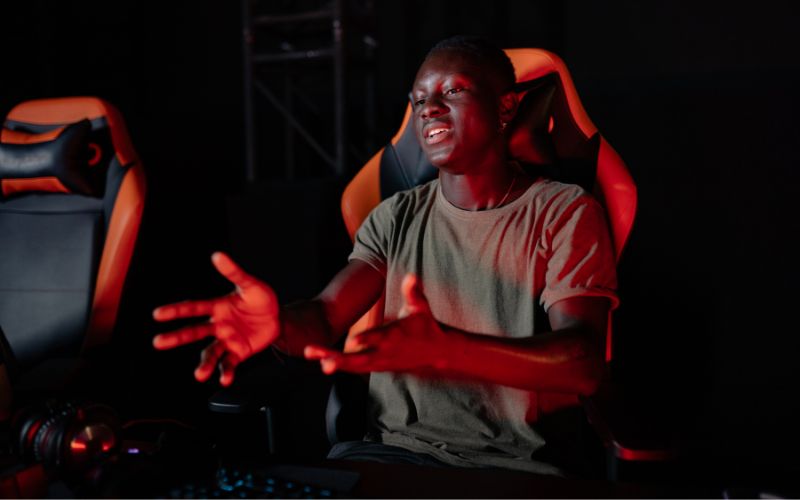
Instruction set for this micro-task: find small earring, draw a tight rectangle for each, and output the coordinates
[500,121,508,132]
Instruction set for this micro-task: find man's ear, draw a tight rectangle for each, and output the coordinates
[499,90,519,124]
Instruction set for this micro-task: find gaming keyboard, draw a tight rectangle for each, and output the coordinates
[162,463,360,499]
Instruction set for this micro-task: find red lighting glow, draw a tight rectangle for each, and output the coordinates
[70,441,87,451]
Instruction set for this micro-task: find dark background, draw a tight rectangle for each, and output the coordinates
[3,0,800,491]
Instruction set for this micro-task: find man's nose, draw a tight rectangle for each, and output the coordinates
[421,97,447,119]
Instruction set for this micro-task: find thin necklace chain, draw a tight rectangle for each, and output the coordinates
[493,171,518,208]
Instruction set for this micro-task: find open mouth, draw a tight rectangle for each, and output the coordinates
[424,126,452,145]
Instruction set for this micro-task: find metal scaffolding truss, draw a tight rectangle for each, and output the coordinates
[241,0,376,182]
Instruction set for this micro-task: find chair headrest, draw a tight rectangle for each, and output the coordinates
[0,119,109,198]
[508,74,558,167]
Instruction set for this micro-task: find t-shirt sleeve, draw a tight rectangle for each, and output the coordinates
[347,196,395,277]
[539,193,620,312]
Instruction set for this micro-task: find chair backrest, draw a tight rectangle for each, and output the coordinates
[0,97,146,370]
[340,48,637,360]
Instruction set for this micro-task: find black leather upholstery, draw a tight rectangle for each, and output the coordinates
[0,120,106,197]
[378,114,437,200]
[0,196,103,368]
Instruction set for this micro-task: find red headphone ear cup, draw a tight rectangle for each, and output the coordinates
[11,403,55,462]
[31,408,68,465]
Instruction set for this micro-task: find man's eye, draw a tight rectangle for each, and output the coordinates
[414,98,426,108]
[445,88,464,96]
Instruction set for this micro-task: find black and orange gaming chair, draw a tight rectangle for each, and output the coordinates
[334,50,651,468]
[341,48,636,360]
[0,97,146,397]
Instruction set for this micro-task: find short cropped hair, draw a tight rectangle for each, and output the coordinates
[425,35,516,91]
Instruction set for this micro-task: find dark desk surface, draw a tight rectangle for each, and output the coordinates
[312,458,713,498]
[1,452,717,498]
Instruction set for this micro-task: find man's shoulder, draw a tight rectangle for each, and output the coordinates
[530,177,588,200]
[529,177,598,211]
[360,179,438,231]
[379,178,439,212]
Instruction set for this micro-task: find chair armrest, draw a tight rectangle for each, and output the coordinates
[207,385,282,457]
[580,383,678,463]
[205,355,294,458]
[206,350,297,415]
[205,351,331,459]
[208,387,263,414]
[325,373,368,445]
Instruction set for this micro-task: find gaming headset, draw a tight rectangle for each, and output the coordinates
[11,399,121,472]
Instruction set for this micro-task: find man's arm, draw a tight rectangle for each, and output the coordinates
[442,295,608,395]
[153,252,385,385]
[275,259,386,356]
[305,274,608,395]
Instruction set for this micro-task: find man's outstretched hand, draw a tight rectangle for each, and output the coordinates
[152,252,280,386]
[304,274,450,375]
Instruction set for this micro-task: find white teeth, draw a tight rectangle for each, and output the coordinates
[427,128,448,138]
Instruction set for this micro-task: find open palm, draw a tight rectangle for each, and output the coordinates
[153,252,280,386]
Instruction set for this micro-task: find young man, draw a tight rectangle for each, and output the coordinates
[153,36,618,474]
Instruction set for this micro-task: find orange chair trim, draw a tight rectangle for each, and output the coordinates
[1,177,70,196]
[596,139,637,260]
[341,106,414,241]
[341,150,382,241]
[1,127,64,143]
[505,48,598,139]
[84,163,146,349]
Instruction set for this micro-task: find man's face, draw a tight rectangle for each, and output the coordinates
[411,50,506,171]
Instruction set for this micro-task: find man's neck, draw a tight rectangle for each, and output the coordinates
[439,163,531,211]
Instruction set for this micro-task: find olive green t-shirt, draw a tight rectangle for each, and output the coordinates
[348,177,618,474]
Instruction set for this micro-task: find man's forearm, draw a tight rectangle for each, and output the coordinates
[437,325,605,395]
[312,298,607,395]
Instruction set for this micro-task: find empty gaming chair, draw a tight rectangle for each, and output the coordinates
[336,49,669,478]
[0,97,146,408]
